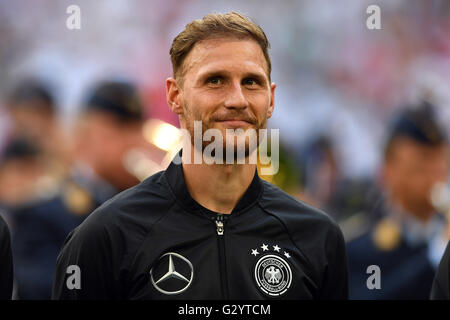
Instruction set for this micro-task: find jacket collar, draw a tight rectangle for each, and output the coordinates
[163,151,263,217]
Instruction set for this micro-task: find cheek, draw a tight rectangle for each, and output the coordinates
[387,163,410,190]
[433,159,449,180]
[247,91,270,113]
[403,169,440,199]
[183,92,215,120]
[96,129,124,162]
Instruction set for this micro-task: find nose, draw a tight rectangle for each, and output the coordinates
[223,81,249,109]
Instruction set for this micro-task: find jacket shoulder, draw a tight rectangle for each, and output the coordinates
[259,180,339,231]
[83,171,173,228]
[64,171,175,259]
[258,180,348,299]
[259,180,345,264]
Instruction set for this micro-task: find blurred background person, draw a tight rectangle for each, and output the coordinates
[67,79,166,210]
[0,79,72,300]
[297,136,340,209]
[296,135,383,241]
[0,137,56,210]
[346,101,450,299]
[4,79,71,180]
[0,137,72,300]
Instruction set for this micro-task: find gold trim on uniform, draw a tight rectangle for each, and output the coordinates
[63,182,93,216]
[373,218,401,251]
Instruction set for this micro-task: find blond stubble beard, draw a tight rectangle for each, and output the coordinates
[181,103,268,161]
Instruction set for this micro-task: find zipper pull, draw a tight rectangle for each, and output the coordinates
[216,214,224,235]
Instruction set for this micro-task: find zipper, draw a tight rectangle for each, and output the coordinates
[216,215,224,235]
[215,214,229,299]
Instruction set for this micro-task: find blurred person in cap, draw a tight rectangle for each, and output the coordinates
[4,79,70,178]
[69,79,149,200]
[346,100,450,299]
[0,137,72,300]
[65,79,167,214]
[297,135,382,241]
[0,137,54,208]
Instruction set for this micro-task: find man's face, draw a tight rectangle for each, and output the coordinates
[383,138,449,218]
[75,112,142,190]
[168,37,275,156]
[10,103,56,152]
[0,158,45,206]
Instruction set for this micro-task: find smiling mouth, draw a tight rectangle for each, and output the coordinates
[215,119,252,127]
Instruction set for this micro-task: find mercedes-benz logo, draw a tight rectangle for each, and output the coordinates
[150,252,194,295]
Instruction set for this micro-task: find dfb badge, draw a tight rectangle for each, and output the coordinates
[251,244,292,297]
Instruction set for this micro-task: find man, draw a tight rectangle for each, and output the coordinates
[5,79,70,177]
[0,214,13,300]
[346,101,449,299]
[52,12,348,300]
[70,80,153,195]
[0,137,51,208]
[0,137,61,299]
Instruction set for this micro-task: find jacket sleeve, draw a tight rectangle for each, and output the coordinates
[318,223,349,300]
[51,216,117,300]
[430,240,450,300]
[0,215,13,300]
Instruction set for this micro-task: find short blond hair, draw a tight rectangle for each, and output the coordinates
[170,12,271,82]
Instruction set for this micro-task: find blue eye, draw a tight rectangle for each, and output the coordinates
[208,77,222,85]
[243,78,258,86]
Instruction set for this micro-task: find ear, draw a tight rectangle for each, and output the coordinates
[266,82,276,119]
[166,77,183,115]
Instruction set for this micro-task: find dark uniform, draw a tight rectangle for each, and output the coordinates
[297,135,383,241]
[9,173,116,299]
[0,213,13,299]
[347,215,445,299]
[0,138,98,299]
[346,102,449,299]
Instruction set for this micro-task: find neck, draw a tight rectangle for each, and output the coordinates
[181,148,256,214]
[401,203,434,223]
[388,194,434,224]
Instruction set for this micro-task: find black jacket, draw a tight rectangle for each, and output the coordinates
[431,240,450,300]
[0,214,13,300]
[52,159,348,300]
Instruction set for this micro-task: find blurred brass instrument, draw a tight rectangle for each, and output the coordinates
[431,182,450,220]
[123,119,182,182]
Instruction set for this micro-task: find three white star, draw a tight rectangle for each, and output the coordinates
[251,244,291,259]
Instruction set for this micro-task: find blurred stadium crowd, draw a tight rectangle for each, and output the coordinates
[1,0,450,299]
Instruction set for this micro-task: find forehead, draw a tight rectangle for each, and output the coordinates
[182,37,269,80]
[390,138,447,161]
